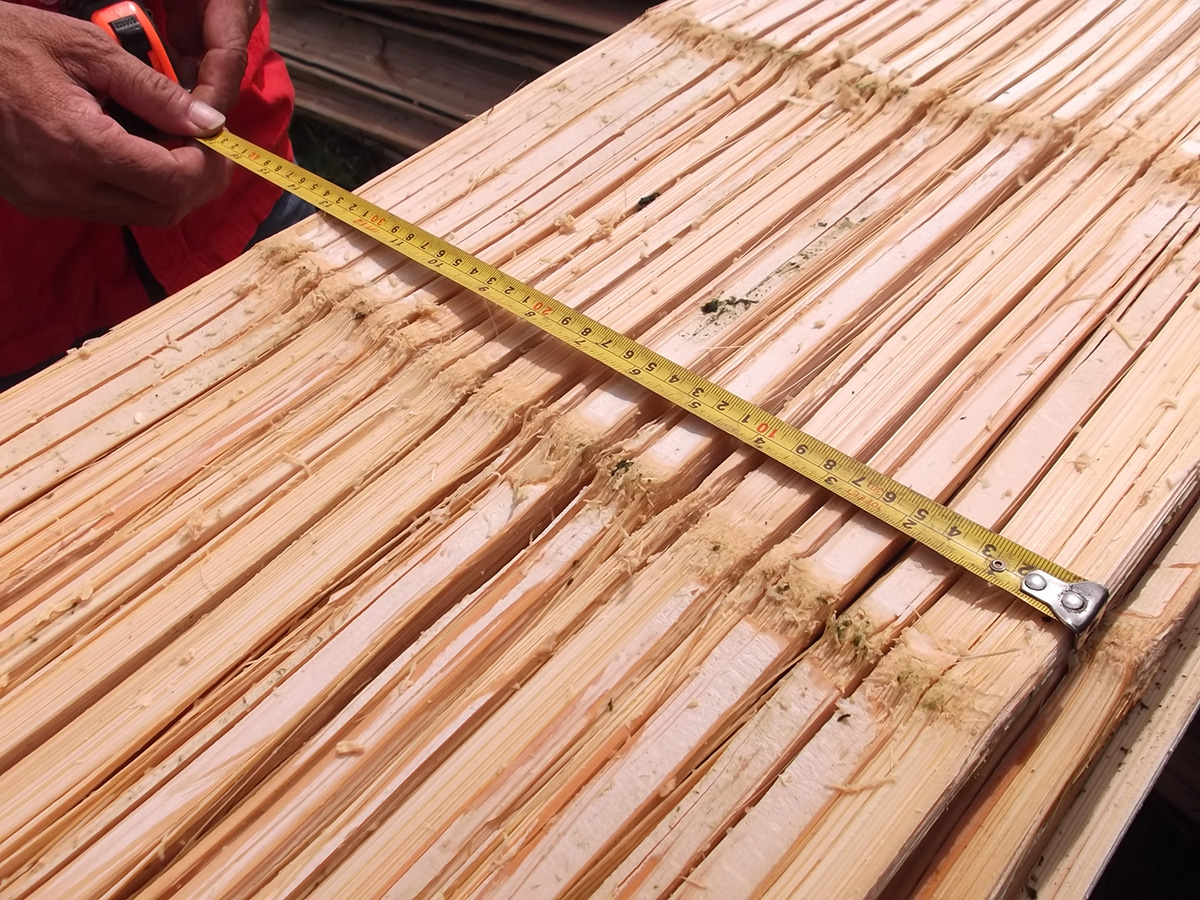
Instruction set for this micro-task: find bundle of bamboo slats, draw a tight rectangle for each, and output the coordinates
[273,0,645,150]
[3,0,1200,896]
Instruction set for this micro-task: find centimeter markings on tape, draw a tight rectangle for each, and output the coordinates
[198,130,1111,636]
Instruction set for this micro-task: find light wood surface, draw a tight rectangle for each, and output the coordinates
[2,1,1199,896]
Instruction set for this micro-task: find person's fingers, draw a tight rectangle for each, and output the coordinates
[174,54,201,92]
[191,0,257,112]
[35,85,231,222]
[2,165,198,227]
[86,118,231,212]
[59,182,199,227]
[16,139,231,226]
[69,34,226,136]
[191,46,244,113]
[0,4,234,224]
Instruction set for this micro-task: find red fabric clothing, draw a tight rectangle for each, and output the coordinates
[0,0,294,375]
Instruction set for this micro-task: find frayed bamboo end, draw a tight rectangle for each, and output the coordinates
[750,557,839,637]
[249,235,317,272]
[827,606,884,664]
[867,635,958,713]
[587,447,677,514]
[652,9,794,70]
[506,412,599,489]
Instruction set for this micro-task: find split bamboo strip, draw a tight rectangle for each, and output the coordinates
[499,184,1200,900]
[18,114,1089,900]
[1028,546,1200,896]
[597,7,1200,892]
[208,135,1099,900]
[0,19,777,614]
[0,35,969,888]
[0,8,806,705]
[3,7,702,430]
[194,133,1171,900]
[0,247,323,513]
[678,211,1200,898]
[911,501,1200,898]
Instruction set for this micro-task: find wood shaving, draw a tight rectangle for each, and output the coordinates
[827,777,897,794]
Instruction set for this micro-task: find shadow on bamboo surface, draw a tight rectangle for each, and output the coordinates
[2,1,1200,897]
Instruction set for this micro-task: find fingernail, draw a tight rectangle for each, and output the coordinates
[188,99,226,135]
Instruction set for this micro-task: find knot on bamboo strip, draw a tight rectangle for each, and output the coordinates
[809,608,886,693]
[1163,151,1200,189]
[652,9,919,115]
[598,447,666,498]
[1109,132,1200,189]
[503,406,602,490]
[865,629,962,714]
[248,234,316,273]
[650,9,804,73]
[645,11,957,121]
[888,627,1035,730]
[238,244,429,362]
[163,236,316,318]
[1074,611,1172,684]
[470,380,553,437]
[749,556,838,638]
[655,9,1117,172]
[826,607,884,665]
[315,274,424,360]
[1055,119,1200,186]
[569,448,681,543]
[675,514,773,585]
[438,348,502,395]
[653,2,1200,195]
[808,65,919,116]
[251,250,335,324]
[231,237,329,314]
[916,665,1014,734]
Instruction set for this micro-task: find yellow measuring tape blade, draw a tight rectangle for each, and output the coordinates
[198,130,1109,636]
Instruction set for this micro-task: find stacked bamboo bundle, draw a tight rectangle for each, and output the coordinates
[2,0,1200,896]
[273,0,645,150]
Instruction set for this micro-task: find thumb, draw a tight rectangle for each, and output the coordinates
[79,34,226,137]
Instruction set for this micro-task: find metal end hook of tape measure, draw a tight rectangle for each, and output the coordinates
[1020,571,1109,636]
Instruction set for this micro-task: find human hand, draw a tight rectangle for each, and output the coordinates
[0,4,231,226]
[165,0,261,113]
